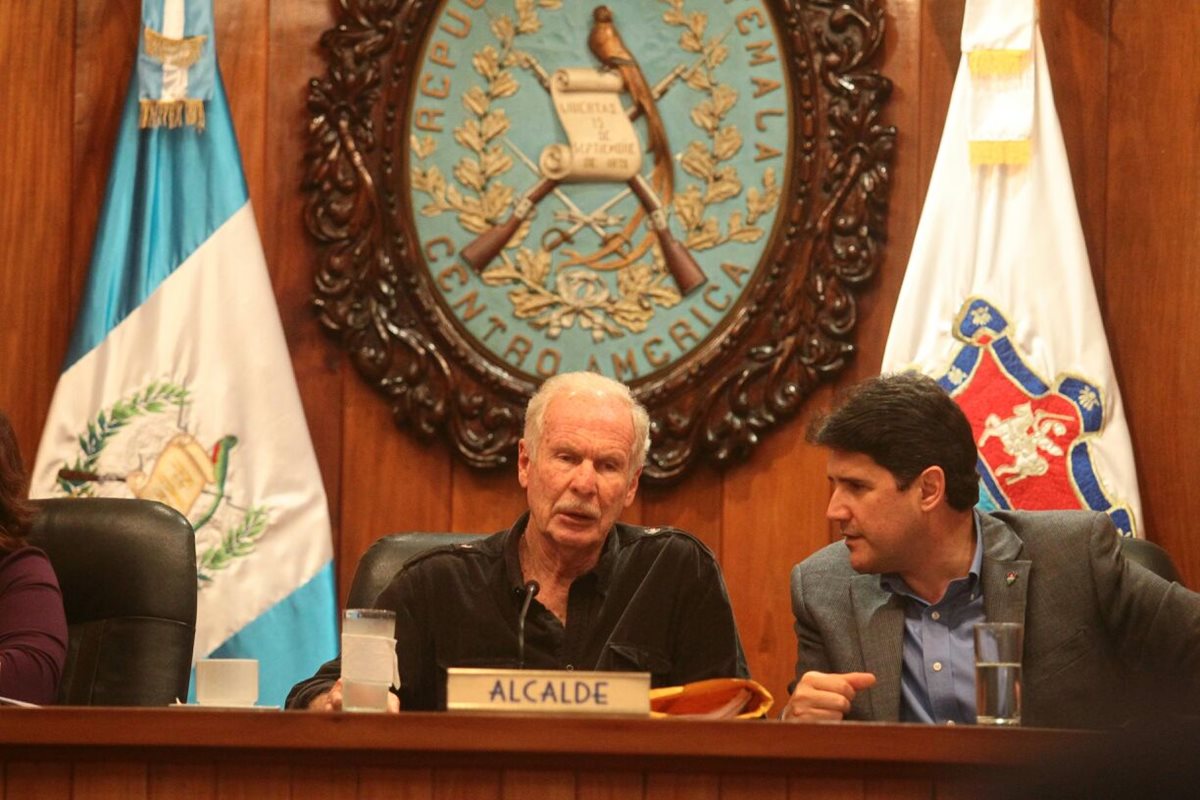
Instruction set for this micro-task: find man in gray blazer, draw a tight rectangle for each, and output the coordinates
[785,373,1200,728]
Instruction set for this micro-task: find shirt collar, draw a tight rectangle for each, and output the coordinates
[502,512,620,599]
[881,510,984,600]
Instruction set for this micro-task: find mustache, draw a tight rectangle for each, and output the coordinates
[553,501,600,519]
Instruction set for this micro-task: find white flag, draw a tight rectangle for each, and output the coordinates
[31,0,338,704]
[881,1,1142,536]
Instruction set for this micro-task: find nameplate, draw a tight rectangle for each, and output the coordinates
[446,668,650,715]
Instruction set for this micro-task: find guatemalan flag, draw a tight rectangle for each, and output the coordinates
[881,0,1143,536]
[30,0,337,704]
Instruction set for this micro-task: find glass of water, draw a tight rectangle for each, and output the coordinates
[341,609,397,712]
[974,622,1023,725]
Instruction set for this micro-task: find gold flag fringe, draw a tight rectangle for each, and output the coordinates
[969,139,1031,166]
[140,99,207,132]
[144,27,207,69]
[967,49,1030,77]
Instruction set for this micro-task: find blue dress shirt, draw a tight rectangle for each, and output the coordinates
[880,512,985,724]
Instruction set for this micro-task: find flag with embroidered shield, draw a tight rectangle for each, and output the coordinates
[880,0,1142,536]
[30,0,337,704]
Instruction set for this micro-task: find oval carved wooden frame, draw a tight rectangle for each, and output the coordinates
[305,0,895,483]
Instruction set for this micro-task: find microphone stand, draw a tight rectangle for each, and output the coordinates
[517,580,540,669]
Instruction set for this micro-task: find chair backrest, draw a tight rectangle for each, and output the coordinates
[27,498,197,706]
[1119,536,1182,584]
[346,532,487,608]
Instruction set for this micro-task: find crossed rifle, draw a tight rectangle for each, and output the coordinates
[459,32,730,296]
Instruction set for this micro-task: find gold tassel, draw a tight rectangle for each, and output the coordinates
[139,99,207,133]
[969,139,1032,166]
[144,27,207,69]
[967,49,1030,77]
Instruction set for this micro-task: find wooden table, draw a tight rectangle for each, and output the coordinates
[0,707,1118,799]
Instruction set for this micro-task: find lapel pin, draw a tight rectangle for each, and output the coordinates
[1005,571,1018,586]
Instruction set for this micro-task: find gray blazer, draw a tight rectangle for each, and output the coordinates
[790,510,1200,728]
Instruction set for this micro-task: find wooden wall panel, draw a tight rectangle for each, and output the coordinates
[338,377,455,606]
[147,763,216,800]
[1104,0,1200,584]
[70,2,140,344]
[451,463,527,534]
[0,3,74,458]
[1,0,1197,717]
[641,467,723,556]
[264,0,347,564]
[72,762,147,799]
[501,770,574,800]
[722,403,831,707]
[1039,1,1110,283]
[2,761,71,800]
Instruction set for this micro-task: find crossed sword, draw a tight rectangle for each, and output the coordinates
[459,34,729,296]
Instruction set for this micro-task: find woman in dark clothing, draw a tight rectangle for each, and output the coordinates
[0,411,67,704]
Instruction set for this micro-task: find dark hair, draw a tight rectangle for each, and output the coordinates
[0,411,35,551]
[807,373,980,511]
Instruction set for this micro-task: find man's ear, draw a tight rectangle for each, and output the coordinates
[916,465,946,511]
[517,439,531,489]
[623,467,641,508]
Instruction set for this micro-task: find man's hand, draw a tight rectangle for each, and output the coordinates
[782,671,876,721]
[305,678,401,713]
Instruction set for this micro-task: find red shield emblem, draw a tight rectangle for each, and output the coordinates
[935,298,1133,536]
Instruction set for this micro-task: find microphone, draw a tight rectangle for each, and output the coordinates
[517,580,540,669]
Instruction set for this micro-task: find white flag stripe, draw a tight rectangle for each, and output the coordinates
[33,204,332,658]
[882,19,1141,535]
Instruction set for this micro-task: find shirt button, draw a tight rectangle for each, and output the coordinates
[932,661,943,672]
[931,611,941,621]
[565,664,574,670]
[946,720,956,726]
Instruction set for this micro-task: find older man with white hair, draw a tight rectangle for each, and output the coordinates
[288,371,748,711]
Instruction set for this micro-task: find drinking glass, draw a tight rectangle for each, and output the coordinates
[974,622,1023,725]
[341,609,397,712]
[196,658,258,707]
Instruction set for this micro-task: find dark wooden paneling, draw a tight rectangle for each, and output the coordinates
[578,772,645,800]
[1040,1,1111,285]
[2,761,71,800]
[69,1,139,359]
[338,377,455,606]
[1104,0,1200,585]
[501,770,575,800]
[435,769,502,800]
[148,763,216,800]
[217,762,290,800]
[358,766,435,800]
[0,3,74,457]
[722,399,832,708]
[72,762,147,800]
[291,764,359,800]
[451,463,528,534]
[646,773,719,800]
[267,0,346,558]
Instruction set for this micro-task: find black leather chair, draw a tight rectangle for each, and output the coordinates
[1119,536,1182,583]
[27,498,197,706]
[346,532,486,608]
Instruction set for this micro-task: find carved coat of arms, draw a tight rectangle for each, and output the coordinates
[307,0,895,480]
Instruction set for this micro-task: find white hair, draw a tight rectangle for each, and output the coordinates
[523,372,651,471]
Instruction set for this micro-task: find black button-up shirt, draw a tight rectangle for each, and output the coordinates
[287,513,748,710]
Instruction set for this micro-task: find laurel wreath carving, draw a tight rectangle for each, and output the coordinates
[58,381,191,497]
[662,0,781,251]
[307,0,896,481]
